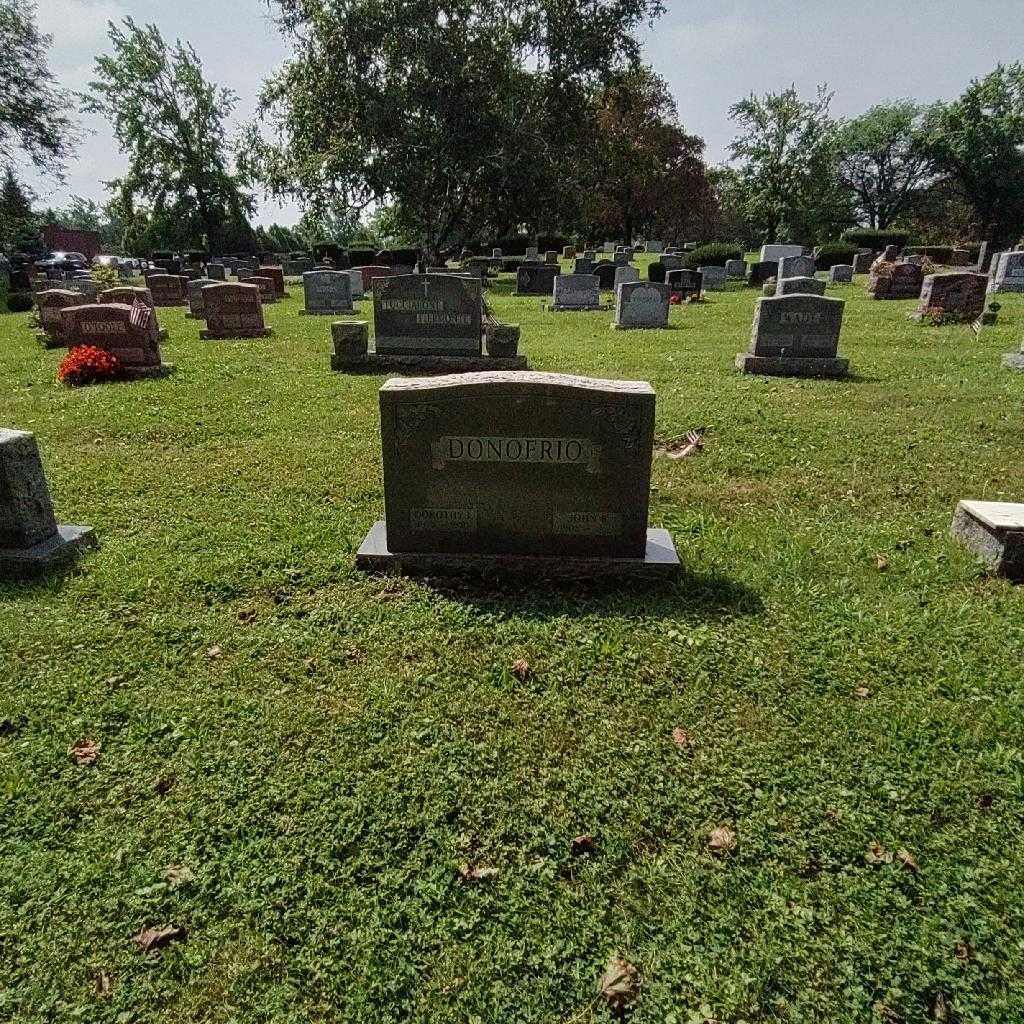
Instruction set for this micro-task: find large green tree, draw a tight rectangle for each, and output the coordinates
[834,102,936,230]
[84,18,255,253]
[583,67,713,246]
[0,167,37,251]
[0,0,75,176]
[922,64,1024,242]
[244,0,665,257]
[727,85,850,244]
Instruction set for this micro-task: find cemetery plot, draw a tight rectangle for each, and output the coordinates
[357,370,680,577]
[736,293,848,378]
[199,283,272,339]
[61,303,172,379]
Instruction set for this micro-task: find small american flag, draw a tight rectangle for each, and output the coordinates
[129,297,152,330]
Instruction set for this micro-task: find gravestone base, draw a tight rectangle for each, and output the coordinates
[0,524,97,578]
[735,353,849,379]
[119,362,175,381]
[355,521,681,580]
[951,501,1024,581]
[1002,351,1024,371]
[332,350,529,373]
[547,303,610,312]
[301,306,354,316]
[200,327,273,340]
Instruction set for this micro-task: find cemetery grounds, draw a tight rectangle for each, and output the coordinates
[1,255,1022,1023]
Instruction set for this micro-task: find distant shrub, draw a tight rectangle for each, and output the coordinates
[682,243,742,270]
[92,266,120,292]
[377,248,420,267]
[906,246,952,264]
[348,249,377,267]
[842,228,909,250]
[6,291,33,313]
[815,243,858,270]
[58,345,121,387]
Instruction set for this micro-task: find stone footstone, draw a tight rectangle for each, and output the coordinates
[356,521,680,580]
[734,354,849,379]
[951,500,1024,580]
[1002,351,1024,371]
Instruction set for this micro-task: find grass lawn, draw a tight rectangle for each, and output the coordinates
[2,260,1023,1023]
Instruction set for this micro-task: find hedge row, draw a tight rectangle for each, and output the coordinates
[681,242,743,270]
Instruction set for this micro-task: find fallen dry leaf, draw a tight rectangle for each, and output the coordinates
[154,774,176,796]
[94,969,112,996]
[570,834,596,856]
[875,554,890,571]
[511,658,531,680]
[708,825,736,855]
[69,738,100,766]
[237,608,257,624]
[205,645,222,659]
[598,954,640,1012]
[865,841,893,865]
[954,939,974,962]
[854,686,871,699]
[932,991,950,1022]
[458,863,499,882]
[131,924,187,953]
[895,847,920,873]
[162,864,195,888]
[671,727,691,748]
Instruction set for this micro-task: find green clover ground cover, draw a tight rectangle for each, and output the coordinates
[1,262,1022,1023]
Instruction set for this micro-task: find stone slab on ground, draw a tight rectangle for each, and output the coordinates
[951,500,1024,580]
[1003,351,1024,371]
[356,520,680,579]
[0,524,97,578]
[735,354,849,379]
[332,352,529,373]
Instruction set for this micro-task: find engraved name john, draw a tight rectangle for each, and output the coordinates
[430,435,601,473]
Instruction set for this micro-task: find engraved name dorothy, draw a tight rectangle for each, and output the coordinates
[429,436,601,473]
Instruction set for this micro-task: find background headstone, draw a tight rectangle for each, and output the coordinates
[737,293,848,377]
[374,274,482,355]
[699,265,727,290]
[515,264,560,296]
[614,282,671,329]
[915,272,988,321]
[829,264,853,284]
[552,274,602,311]
[200,283,271,339]
[777,276,826,296]
[302,270,354,314]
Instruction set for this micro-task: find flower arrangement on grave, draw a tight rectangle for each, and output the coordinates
[57,345,122,387]
[669,293,683,305]
[870,260,895,279]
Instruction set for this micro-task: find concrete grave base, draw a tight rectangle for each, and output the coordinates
[355,521,681,580]
[332,352,529,373]
[118,363,174,381]
[300,307,355,315]
[0,524,97,578]
[735,354,849,378]
[951,500,1024,581]
[200,328,273,340]
[612,323,669,331]
[1002,352,1024,371]
[546,303,610,312]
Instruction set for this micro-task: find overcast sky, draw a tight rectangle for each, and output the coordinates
[25,0,1024,227]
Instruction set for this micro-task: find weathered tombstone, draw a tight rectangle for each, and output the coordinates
[187,278,217,319]
[61,303,169,378]
[666,269,703,301]
[147,274,187,307]
[525,246,539,260]
[34,290,81,347]
[853,251,875,274]
[949,248,971,267]
[0,428,96,576]
[645,240,664,254]
[951,501,1024,580]
[551,274,602,311]
[355,371,680,577]
[594,263,619,290]
[573,257,596,276]
[258,265,287,298]
[725,259,747,279]
[359,265,396,291]
[301,270,353,314]
[492,248,503,259]
[236,266,255,282]
[829,264,853,284]
[699,265,727,291]
[778,254,817,281]
[249,276,278,304]
[660,254,684,272]
[348,269,365,299]
[63,278,99,302]
[759,244,803,263]
[200,283,272,340]
[990,251,1024,293]
[614,282,671,329]
[869,262,923,300]
[583,250,597,261]
[545,250,559,265]
[374,274,482,355]
[776,275,826,296]
[914,272,988,322]
[515,263,560,296]
[747,261,778,287]
[614,265,640,290]
[613,251,630,266]
[904,254,927,267]
[208,263,227,281]
[736,293,848,378]
[283,257,314,277]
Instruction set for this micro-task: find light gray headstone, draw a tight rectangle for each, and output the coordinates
[698,266,727,290]
[302,270,354,314]
[614,282,671,328]
[778,255,817,281]
[614,265,640,290]
[760,244,804,263]
[725,259,747,279]
[552,274,601,310]
[829,264,853,284]
[776,276,826,296]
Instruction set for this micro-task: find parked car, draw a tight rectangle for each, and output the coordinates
[35,251,89,274]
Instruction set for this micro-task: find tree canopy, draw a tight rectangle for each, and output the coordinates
[84,18,255,253]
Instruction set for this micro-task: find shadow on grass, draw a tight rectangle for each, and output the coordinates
[416,563,762,623]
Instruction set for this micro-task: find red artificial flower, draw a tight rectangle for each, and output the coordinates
[669,293,682,305]
[58,345,122,387]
